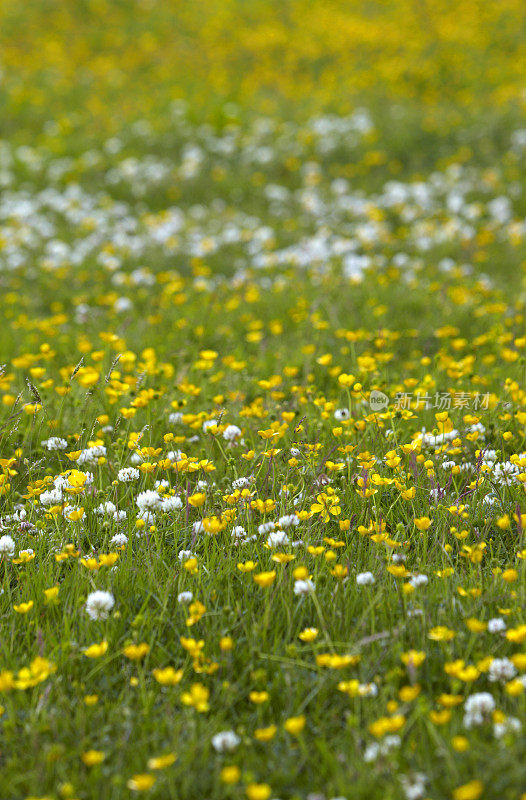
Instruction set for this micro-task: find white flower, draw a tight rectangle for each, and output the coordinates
[400,773,427,800]
[77,445,106,465]
[487,617,506,633]
[294,579,315,596]
[211,730,240,753]
[42,437,68,450]
[178,591,193,604]
[494,717,521,738]
[96,501,117,516]
[162,495,183,512]
[356,571,375,586]
[85,590,115,621]
[223,424,241,441]
[363,743,380,762]
[136,490,162,511]
[334,408,350,421]
[232,477,252,489]
[118,467,140,482]
[488,658,516,683]
[110,533,128,547]
[39,488,63,506]
[463,692,495,727]
[278,514,299,528]
[266,530,289,548]
[0,535,15,557]
[258,521,275,535]
[409,574,428,588]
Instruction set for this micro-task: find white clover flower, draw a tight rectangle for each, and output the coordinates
[136,490,162,511]
[77,445,107,466]
[39,488,63,506]
[400,773,428,800]
[294,579,315,596]
[211,730,240,753]
[258,521,275,535]
[232,477,252,489]
[118,467,140,482]
[487,617,506,633]
[488,658,516,683]
[266,530,289,548]
[110,533,128,547]
[409,574,428,588]
[278,514,299,528]
[494,717,521,738]
[363,743,380,762]
[178,591,193,604]
[356,571,375,586]
[42,437,68,450]
[85,590,115,621]
[162,495,183,512]
[463,692,495,727]
[96,501,117,516]
[0,535,15,557]
[223,424,241,441]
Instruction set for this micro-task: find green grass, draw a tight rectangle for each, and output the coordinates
[0,4,525,800]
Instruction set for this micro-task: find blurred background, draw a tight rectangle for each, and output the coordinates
[1,0,526,139]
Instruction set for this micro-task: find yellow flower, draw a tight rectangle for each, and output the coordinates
[254,724,277,741]
[220,765,241,784]
[368,714,405,738]
[502,568,518,583]
[398,684,421,702]
[465,618,487,632]
[237,560,258,572]
[152,667,183,686]
[298,627,318,642]
[414,516,432,531]
[183,557,198,574]
[249,691,269,704]
[127,774,156,791]
[284,715,306,735]
[43,586,59,604]
[220,636,234,651]
[451,735,470,752]
[83,641,109,659]
[452,780,484,800]
[438,694,463,707]
[84,695,99,706]
[253,570,276,588]
[13,601,34,614]
[123,643,150,661]
[81,750,105,766]
[401,650,426,668]
[428,626,455,641]
[147,752,177,770]
[246,783,272,800]
[429,709,451,724]
[188,492,206,507]
[181,682,210,712]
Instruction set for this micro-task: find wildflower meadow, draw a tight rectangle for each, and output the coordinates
[0,1,525,799]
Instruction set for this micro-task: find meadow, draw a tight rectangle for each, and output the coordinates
[0,1,525,799]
